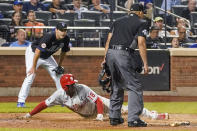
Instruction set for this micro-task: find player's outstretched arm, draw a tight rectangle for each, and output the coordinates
[95,97,104,121]
[23,101,48,119]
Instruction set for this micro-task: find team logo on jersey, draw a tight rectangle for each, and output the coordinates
[142,29,148,36]
[41,43,46,48]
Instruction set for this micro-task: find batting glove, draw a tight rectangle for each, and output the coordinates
[96,114,103,121]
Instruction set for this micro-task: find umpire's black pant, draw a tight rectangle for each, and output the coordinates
[106,49,144,122]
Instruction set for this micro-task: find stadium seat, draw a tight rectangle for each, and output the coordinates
[81,11,102,26]
[48,19,70,26]
[56,12,78,26]
[99,19,111,46]
[74,19,95,27]
[190,12,197,26]
[62,3,74,9]
[35,11,52,22]
[74,19,100,47]
[0,18,12,26]
[0,3,13,12]
[171,5,187,17]
[107,11,127,20]
[3,10,26,19]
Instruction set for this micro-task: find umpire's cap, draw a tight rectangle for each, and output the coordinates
[56,22,67,32]
[130,3,146,13]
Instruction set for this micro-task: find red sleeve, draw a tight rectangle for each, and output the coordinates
[95,97,103,114]
[29,101,48,116]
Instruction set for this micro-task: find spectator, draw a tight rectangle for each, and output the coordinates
[13,0,26,19]
[24,10,44,39]
[23,0,46,13]
[146,26,164,49]
[10,12,23,26]
[160,0,181,14]
[178,26,195,47]
[170,18,193,38]
[139,0,153,9]
[13,0,23,13]
[49,0,71,19]
[10,12,23,42]
[159,0,181,26]
[125,0,134,10]
[181,0,197,21]
[69,0,88,19]
[139,0,153,19]
[154,17,170,38]
[90,0,110,13]
[10,29,30,47]
[171,37,180,48]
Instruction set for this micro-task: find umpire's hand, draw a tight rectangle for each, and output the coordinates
[52,66,65,75]
[143,64,149,75]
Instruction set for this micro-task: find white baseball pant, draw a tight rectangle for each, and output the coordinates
[18,45,62,103]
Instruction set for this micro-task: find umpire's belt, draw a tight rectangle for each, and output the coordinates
[109,45,134,53]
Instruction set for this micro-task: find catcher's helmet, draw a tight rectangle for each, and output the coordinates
[60,74,78,91]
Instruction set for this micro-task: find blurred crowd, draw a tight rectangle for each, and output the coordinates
[0,0,197,48]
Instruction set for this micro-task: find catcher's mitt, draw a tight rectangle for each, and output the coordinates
[52,66,65,75]
[98,63,111,93]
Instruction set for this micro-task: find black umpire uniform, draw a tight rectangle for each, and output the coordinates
[104,4,148,127]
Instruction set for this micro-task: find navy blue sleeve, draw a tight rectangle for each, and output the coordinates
[61,36,70,52]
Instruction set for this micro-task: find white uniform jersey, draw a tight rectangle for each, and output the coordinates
[45,84,109,117]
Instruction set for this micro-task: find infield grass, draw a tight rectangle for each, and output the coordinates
[0,102,196,114]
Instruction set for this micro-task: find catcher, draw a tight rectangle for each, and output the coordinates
[17,22,69,108]
[21,74,168,121]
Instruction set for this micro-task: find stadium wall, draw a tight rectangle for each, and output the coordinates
[0,47,197,97]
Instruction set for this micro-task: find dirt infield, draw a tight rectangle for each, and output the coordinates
[0,113,197,130]
[1,96,197,102]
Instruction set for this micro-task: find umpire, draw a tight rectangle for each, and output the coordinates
[17,22,70,107]
[102,3,149,127]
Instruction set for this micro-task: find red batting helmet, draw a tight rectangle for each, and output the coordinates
[60,74,78,91]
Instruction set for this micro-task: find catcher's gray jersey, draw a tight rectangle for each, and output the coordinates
[45,84,109,117]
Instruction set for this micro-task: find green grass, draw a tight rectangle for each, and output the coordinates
[144,102,197,114]
[0,102,196,114]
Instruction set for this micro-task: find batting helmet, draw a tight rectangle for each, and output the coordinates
[60,74,78,91]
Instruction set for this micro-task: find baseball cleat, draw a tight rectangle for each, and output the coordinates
[128,119,147,127]
[17,102,25,108]
[110,117,124,126]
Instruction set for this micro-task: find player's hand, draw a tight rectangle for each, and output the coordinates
[17,113,31,120]
[27,67,36,76]
[101,59,106,68]
[96,114,103,121]
[143,64,149,75]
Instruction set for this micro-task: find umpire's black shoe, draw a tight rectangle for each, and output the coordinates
[128,119,147,127]
[110,117,124,126]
